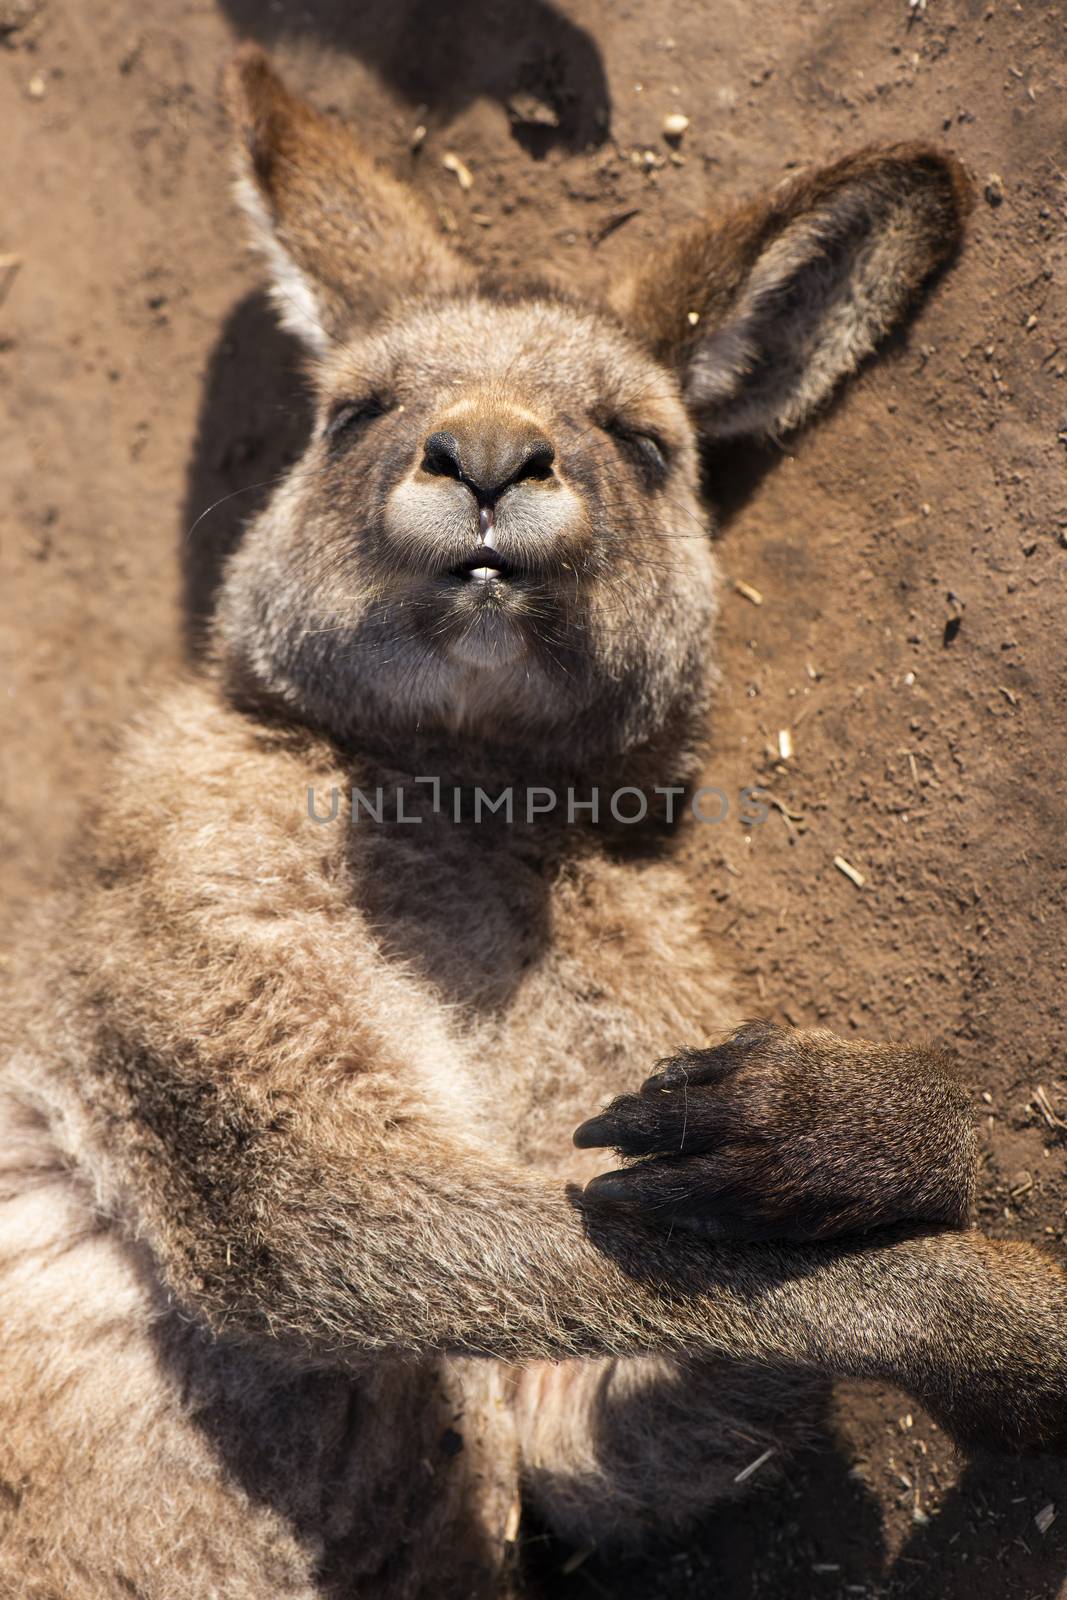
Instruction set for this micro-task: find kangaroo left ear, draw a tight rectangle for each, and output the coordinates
[611,145,972,440]
[223,44,475,353]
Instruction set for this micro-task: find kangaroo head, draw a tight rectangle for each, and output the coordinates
[215,45,969,772]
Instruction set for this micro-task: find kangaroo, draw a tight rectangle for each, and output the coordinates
[2,43,1066,1600]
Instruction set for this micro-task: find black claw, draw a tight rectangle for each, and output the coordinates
[574,1095,672,1155]
[573,1115,615,1149]
[583,1169,638,1204]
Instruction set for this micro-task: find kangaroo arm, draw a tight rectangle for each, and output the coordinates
[74,1045,1067,1456]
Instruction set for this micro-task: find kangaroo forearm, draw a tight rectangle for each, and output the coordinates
[573,1219,1067,1452]
[259,1189,1067,1451]
[774,1228,1067,1448]
[93,1091,803,1363]
[112,1095,1067,1456]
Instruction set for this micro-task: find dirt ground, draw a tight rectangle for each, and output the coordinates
[2,0,1067,1595]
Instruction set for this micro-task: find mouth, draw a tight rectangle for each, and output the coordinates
[449,544,518,584]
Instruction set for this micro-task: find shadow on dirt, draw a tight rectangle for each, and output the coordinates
[527,1434,1067,1599]
[525,1430,888,1599]
[216,0,611,155]
[180,291,311,654]
[883,1453,1067,1600]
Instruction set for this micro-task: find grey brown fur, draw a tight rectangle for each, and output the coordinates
[2,45,1066,1600]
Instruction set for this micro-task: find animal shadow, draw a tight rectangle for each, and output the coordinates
[216,0,611,155]
[881,1453,1067,1599]
[180,290,311,655]
[524,1421,888,1598]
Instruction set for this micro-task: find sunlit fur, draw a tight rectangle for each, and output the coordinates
[216,297,717,760]
[2,43,1065,1600]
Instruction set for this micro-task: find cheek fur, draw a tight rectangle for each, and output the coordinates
[383,478,478,566]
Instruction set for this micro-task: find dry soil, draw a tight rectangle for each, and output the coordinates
[2,1,1067,1596]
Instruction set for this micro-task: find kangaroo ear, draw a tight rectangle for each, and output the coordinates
[222,45,475,352]
[612,146,972,440]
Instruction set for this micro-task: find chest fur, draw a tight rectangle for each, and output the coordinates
[348,825,737,1171]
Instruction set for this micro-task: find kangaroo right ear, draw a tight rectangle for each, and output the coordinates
[612,146,971,440]
[222,45,475,353]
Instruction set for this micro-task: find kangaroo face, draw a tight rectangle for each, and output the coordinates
[360,302,705,675]
[228,295,714,753]
[216,47,968,765]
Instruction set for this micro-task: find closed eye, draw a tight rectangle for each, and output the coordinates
[325,397,391,445]
[601,419,671,486]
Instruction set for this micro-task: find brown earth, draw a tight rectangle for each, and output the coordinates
[2,0,1067,1595]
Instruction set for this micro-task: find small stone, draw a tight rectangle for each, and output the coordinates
[1035,1502,1056,1536]
[506,91,560,130]
[662,111,690,141]
[27,71,46,98]
[441,152,474,191]
[984,173,1004,206]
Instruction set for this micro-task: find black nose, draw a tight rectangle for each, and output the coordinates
[422,431,465,479]
[421,430,555,503]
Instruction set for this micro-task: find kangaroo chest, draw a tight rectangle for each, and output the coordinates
[349,826,737,1173]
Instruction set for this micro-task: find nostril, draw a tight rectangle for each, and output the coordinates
[422,431,464,480]
[421,431,556,501]
[518,439,555,482]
